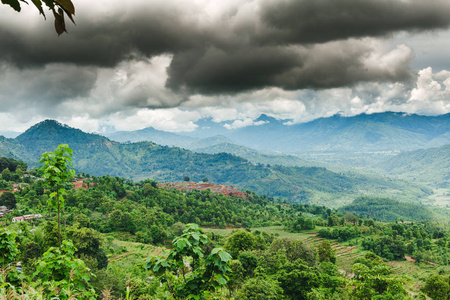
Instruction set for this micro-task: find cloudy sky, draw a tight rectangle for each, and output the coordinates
[1,0,450,133]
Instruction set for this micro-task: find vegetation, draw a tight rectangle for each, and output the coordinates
[145,224,232,299]
[0,119,433,206]
[342,196,433,222]
[1,146,450,299]
[378,144,450,188]
[39,144,75,249]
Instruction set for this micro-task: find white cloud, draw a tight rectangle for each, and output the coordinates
[60,56,181,118]
[63,115,101,133]
[407,67,450,114]
[223,119,268,130]
[106,108,201,132]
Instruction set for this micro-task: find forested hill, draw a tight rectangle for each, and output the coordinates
[0,120,431,204]
[377,144,450,188]
[342,196,433,222]
[16,120,112,158]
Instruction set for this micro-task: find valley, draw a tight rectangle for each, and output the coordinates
[0,112,449,299]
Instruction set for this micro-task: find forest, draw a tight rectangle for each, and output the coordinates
[1,148,450,300]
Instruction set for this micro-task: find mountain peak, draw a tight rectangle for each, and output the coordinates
[19,119,75,137]
[17,119,109,149]
[255,114,278,123]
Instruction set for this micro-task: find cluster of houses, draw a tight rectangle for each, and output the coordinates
[1,206,42,222]
[12,214,42,223]
[158,182,248,199]
[0,205,13,218]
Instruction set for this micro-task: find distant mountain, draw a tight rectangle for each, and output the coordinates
[106,112,450,166]
[105,126,195,147]
[377,144,450,188]
[186,135,234,149]
[193,142,317,168]
[0,119,431,206]
[224,112,450,153]
[0,131,21,139]
[180,117,230,138]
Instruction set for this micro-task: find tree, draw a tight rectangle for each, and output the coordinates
[235,277,285,300]
[33,240,96,299]
[1,168,11,182]
[421,275,450,300]
[227,260,245,297]
[44,220,61,249]
[350,252,409,299]
[66,226,108,270]
[225,230,256,257]
[39,144,75,250]
[145,224,232,299]
[0,191,16,209]
[238,252,259,277]
[1,0,76,35]
[0,229,22,288]
[317,240,336,264]
[277,259,321,300]
[0,229,19,266]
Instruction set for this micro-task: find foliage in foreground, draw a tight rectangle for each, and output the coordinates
[145,224,232,299]
[1,0,76,35]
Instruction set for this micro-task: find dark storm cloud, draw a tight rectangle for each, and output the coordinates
[166,41,414,93]
[0,63,96,114]
[0,2,205,67]
[258,0,450,45]
[1,0,450,95]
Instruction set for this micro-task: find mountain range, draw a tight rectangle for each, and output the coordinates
[105,112,450,155]
[0,119,436,206]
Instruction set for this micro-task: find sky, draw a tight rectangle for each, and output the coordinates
[1,0,450,133]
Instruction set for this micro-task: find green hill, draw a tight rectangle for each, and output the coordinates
[0,120,432,205]
[378,144,450,188]
[342,196,433,222]
[193,142,317,168]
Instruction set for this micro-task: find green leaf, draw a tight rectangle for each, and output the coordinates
[2,0,21,12]
[30,0,46,16]
[218,250,231,262]
[217,274,227,285]
[210,248,220,255]
[41,0,53,8]
[175,239,187,251]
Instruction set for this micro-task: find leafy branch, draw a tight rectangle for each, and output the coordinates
[1,0,76,35]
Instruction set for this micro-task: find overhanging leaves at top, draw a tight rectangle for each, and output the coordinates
[1,0,75,35]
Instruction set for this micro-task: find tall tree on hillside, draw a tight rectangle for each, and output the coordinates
[0,191,16,209]
[39,144,75,250]
[1,168,12,182]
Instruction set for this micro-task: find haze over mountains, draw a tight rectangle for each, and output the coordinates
[106,112,450,153]
[0,115,442,206]
[104,112,450,168]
